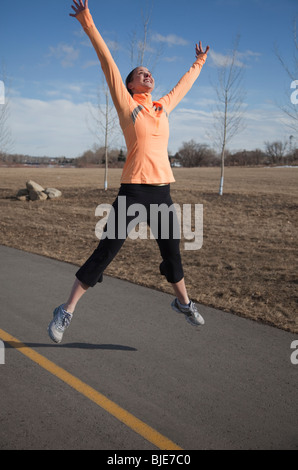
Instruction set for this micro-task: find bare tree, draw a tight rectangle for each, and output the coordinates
[264,140,288,164]
[129,0,163,70]
[211,36,246,195]
[137,7,151,66]
[0,64,14,158]
[129,2,152,67]
[87,81,120,189]
[275,18,298,135]
[177,140,215,167]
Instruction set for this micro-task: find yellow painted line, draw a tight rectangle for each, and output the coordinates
[0,328,182,450]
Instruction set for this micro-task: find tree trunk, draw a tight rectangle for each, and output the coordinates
[219,93,228,196]
[219,146,225,196]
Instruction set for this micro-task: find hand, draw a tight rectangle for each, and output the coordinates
[69,0,88,17]
[195,41,210,58]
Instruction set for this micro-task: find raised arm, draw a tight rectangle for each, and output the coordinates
[159,42,209,115]
[69,0,132,119]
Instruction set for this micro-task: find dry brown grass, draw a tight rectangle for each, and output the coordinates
[0,166,297,333]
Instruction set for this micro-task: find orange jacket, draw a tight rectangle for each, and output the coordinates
[76,9,207,184]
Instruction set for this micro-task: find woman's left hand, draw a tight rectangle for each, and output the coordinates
[195,41,210,58]
[69,0,88,17]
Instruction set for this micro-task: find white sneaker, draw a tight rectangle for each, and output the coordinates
[171,298,205,326]
[48,305,73,343]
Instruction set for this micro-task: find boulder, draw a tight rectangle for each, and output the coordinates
[16,181,62,201]
[16,188,29,201]
[26,180,45,192]
[29,190,48,201]
[44,188,62,199]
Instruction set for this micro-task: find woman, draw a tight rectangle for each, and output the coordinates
[48,0,209,344]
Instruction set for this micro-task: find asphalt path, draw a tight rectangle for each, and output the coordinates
[0,245,297,451]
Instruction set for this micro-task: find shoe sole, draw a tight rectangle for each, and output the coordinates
[186,315,204,327]
[47,323,62,344]
[171,301,204,326]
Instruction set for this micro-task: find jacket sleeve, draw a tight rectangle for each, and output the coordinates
[159,54,207,114]
[75,9,132,120]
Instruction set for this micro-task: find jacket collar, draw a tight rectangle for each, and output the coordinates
[133,92,153,111]
[133,93,163,113]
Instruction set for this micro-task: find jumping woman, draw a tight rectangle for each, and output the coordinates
[48,0,209,343]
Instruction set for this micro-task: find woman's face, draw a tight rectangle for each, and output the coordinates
[127,67,155,95]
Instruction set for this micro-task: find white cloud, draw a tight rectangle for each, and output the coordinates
[209,49,261,68]
[152,33,189,47]
[9,97,95,157]
[67,84,83,94]
[73,29,85,39]
[82,60,99,69]
[167,103,290,154]
[168,107,214,152]
[48,44,80,68]
[163,56,180,63]
[7,91,290,159]
[209,50,245,68]
[238,50,261,60]
[40,81,87,101]
[106,39,120,52]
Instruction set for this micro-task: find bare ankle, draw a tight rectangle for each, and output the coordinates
[178,297,190,306]
[64,304,75,314]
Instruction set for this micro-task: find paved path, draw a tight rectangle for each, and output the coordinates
[0,245,297,450]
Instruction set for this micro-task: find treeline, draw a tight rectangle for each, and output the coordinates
[0,146,125,168]
[75,147,126,168]
[173,140,298,167]
[1,140,297,168]
[0,153,76,166]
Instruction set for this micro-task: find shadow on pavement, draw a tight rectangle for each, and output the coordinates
[6,341,137,351]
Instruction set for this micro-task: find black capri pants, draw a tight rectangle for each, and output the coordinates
[76,184,184,287]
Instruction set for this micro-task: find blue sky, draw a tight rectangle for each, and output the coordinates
[1,0,297,158]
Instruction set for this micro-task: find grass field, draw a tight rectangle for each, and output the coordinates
[0,166,297,334]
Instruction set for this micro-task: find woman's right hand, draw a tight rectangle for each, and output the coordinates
[69,0,88,17]
[195,41,210,58]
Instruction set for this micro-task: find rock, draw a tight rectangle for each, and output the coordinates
[44,188,62,199]
[26,180,45,192]
[16,188,29,201]
[17,181,62,201]
[29,190,48,201]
